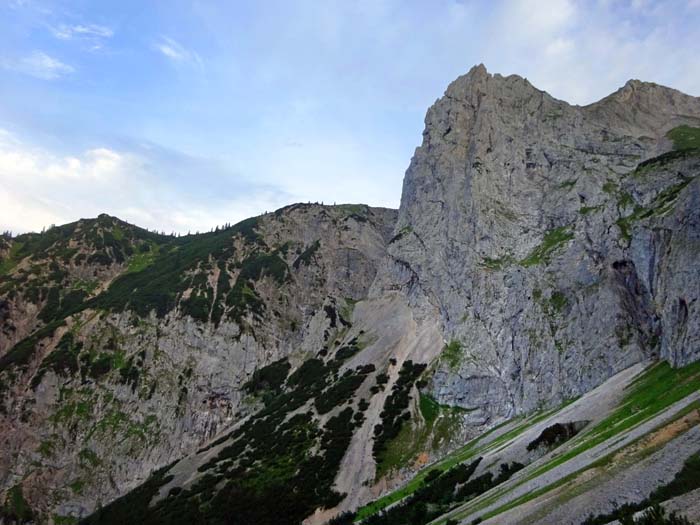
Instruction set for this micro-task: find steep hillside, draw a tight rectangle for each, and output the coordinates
[1,65,699,525]
[0,205,398,522]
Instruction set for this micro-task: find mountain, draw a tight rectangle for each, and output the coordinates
[1,66,699,525]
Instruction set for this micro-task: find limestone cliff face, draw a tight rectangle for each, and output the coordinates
[378,64,700,422]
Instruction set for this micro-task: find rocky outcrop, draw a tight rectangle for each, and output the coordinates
[376,64,700,422]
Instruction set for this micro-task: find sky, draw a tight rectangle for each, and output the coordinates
[1,0,699,235]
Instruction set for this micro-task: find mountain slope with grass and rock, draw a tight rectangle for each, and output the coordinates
[1,65,699,525]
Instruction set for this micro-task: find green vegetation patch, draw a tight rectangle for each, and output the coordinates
[126,244,160,273]
[69,479,85,495]
[0,241,25,276]
[633,148,700,179]
[315,365,374,414]
[579,205,603,215]
[549,291,568,314]
[93,217,260,319]
[375,393,467,481]
[441,340,464,370]
[79,448,101,468]
[462,400,700,524]
[362,459,525,525]
[243,358,291,396]
[73,279,100,294]
[616,177,694,241]
[558,179,577,190]
[373,361,428,476]
[180,287,212,323]
[667,125,700,151]
[451,361,700,525]
[51,388,96,426]
[389,226,413,244]
[337,203,369,218]
[520,227,574,267]
[480,255,514,271]
[31,332,83,389]
[54,515,79,525]
[602,181,618,194]
[226,252,289,323]
[0,320,64,373]
[419,393,440,425]
[357,402,574,521]
[527,361,700,482]
[293,239,321,269]
[1,484,34,523]
[79,463,175,525]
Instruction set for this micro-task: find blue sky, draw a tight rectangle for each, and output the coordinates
[1,0,699,234]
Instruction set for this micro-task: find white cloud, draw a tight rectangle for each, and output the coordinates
[0,130,288,235]
[2,51,74,80]
[499,0,576,44]
[51,23,113,40]
[544,37,574,58]
[49,22,113,51]
[153,37,203,67]
[481,0,700,104]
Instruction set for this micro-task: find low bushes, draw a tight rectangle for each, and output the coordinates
[373,360,427,462]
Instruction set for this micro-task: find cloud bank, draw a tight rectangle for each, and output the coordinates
[0,130,288,234]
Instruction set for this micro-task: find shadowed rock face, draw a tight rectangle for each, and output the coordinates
[376,64,700,422]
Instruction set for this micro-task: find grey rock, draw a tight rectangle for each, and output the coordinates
[375,64,700,421]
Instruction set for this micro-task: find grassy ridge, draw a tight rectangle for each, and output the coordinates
[440,361,700,524]
[355,402,568,521]
[525,361,700,482]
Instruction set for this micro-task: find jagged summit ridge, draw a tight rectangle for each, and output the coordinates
[443,63,700,120]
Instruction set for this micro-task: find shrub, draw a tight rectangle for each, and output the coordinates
[243,359,291,396]
[526,421,582,452]
[373,361,427,461]
[293,239,320,269]
[31,332,82,389]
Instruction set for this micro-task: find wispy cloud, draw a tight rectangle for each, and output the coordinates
[49,22,113,51]
[2,51,74,80]
[51,23,113,40]
[153,36,203,67]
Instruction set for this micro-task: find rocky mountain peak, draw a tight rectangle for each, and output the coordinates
[386,65,700,423]
[440,63,542,107]
[0,66,699,525]
[586,76,700,138]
